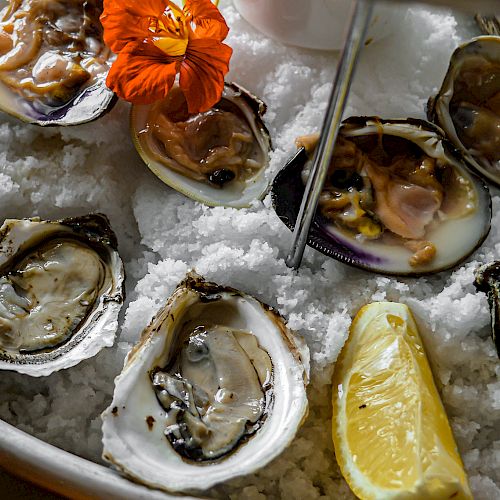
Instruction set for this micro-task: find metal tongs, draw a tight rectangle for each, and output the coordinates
[285,0,499,270]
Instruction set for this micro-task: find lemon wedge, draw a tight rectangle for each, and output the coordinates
[332,302,472,500]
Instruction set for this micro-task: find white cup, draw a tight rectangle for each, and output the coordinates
[233,0,404,50]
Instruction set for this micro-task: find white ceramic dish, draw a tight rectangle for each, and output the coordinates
[0,419,199,499]
[233,0,405,50]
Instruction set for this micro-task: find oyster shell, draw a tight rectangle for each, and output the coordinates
[272,117,491,276]
[0,0,115,126]
[474,262,500,358]
[131,83,271,208]
[0,214,124,376]
[101,272,309,492]
[428,36,500,185]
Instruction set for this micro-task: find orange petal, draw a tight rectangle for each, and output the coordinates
[179,38,232,113]
[101,0,167,53]
[106,42,179,104]
[185,0,229,40]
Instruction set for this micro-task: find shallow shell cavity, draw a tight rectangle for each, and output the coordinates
[0,238,111,353]
[131,83,271,208]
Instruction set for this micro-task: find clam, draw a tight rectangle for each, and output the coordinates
[428,36,500,186]
[0,0,115,126]
[474,262,500,358]
[0,214,124,376]
[272,118,491,276]
[101,272,309,493]
[131,83,271,208]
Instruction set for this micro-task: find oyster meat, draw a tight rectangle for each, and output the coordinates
[101,273,309,492]
[0,0,115,125]
[428,36,500,186]
[0,214,124,376]
[272,118,491,276]
[131,83,271,208]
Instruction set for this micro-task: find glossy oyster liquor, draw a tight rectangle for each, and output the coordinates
[0,214,124,376]
[101,272,309,492]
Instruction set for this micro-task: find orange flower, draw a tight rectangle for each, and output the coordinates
[101,0,233,113]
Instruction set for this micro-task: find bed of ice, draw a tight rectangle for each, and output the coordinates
[0,1,499,498]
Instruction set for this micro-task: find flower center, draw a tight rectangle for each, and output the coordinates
[150,2,189,57]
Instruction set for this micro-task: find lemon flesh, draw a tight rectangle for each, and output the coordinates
[332,302,472,500]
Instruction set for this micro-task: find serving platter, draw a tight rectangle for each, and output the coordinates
[0,0,499,498]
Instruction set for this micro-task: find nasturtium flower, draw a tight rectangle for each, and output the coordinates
[101,0,232,113]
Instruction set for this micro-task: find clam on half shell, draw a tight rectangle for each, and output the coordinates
[0,214,124,376]
[428,36,500,186]
[0,0,115,126]
[272,117,491,276]
[101,272,309,493]
[131,83,271,208]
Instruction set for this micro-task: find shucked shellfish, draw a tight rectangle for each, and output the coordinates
[428,36,500,186]
[272,118,491,276]
[101,272,309,492]
[0,214,124,376]
[131,83,271,208]
[0,0,115,125]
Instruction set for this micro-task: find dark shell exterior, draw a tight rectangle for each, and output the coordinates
[271,117,492,277]
[427,36,500,186]
[474,262,500,358]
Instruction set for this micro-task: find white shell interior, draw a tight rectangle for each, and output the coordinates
[316,120,491,275]
[102,283,308,493]
[131,86,271,208]
[0,218,124,376]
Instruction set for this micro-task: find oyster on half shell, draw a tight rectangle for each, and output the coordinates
[101,272,309,493]
[272,117,491,276]
[0,0,115,125]
[131,83,271,208]
[428,36,500,186]
[0,214,124,376]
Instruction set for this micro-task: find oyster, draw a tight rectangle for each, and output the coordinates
[272,117,491,276]
[428,36,500,185]
[0,0,115,125]
[0,214,124,376]
[101,272,309,492]
[131,83,271,208]
[474,262,500,358]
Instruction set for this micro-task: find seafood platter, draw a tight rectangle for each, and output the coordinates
[0,0,499,498]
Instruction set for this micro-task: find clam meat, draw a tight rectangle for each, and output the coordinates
[0,0,115,125]
[131,83,271,208]
[0,214,124,376]
[272,118,491,276]
[101,272,308,492]
[428,36,500,185]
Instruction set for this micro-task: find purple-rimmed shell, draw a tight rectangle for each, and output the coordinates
[271,117,491,276]
[0,0,116,126]
[0,77,116,126]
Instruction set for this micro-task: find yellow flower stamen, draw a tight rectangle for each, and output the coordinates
[150,1,189,57]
